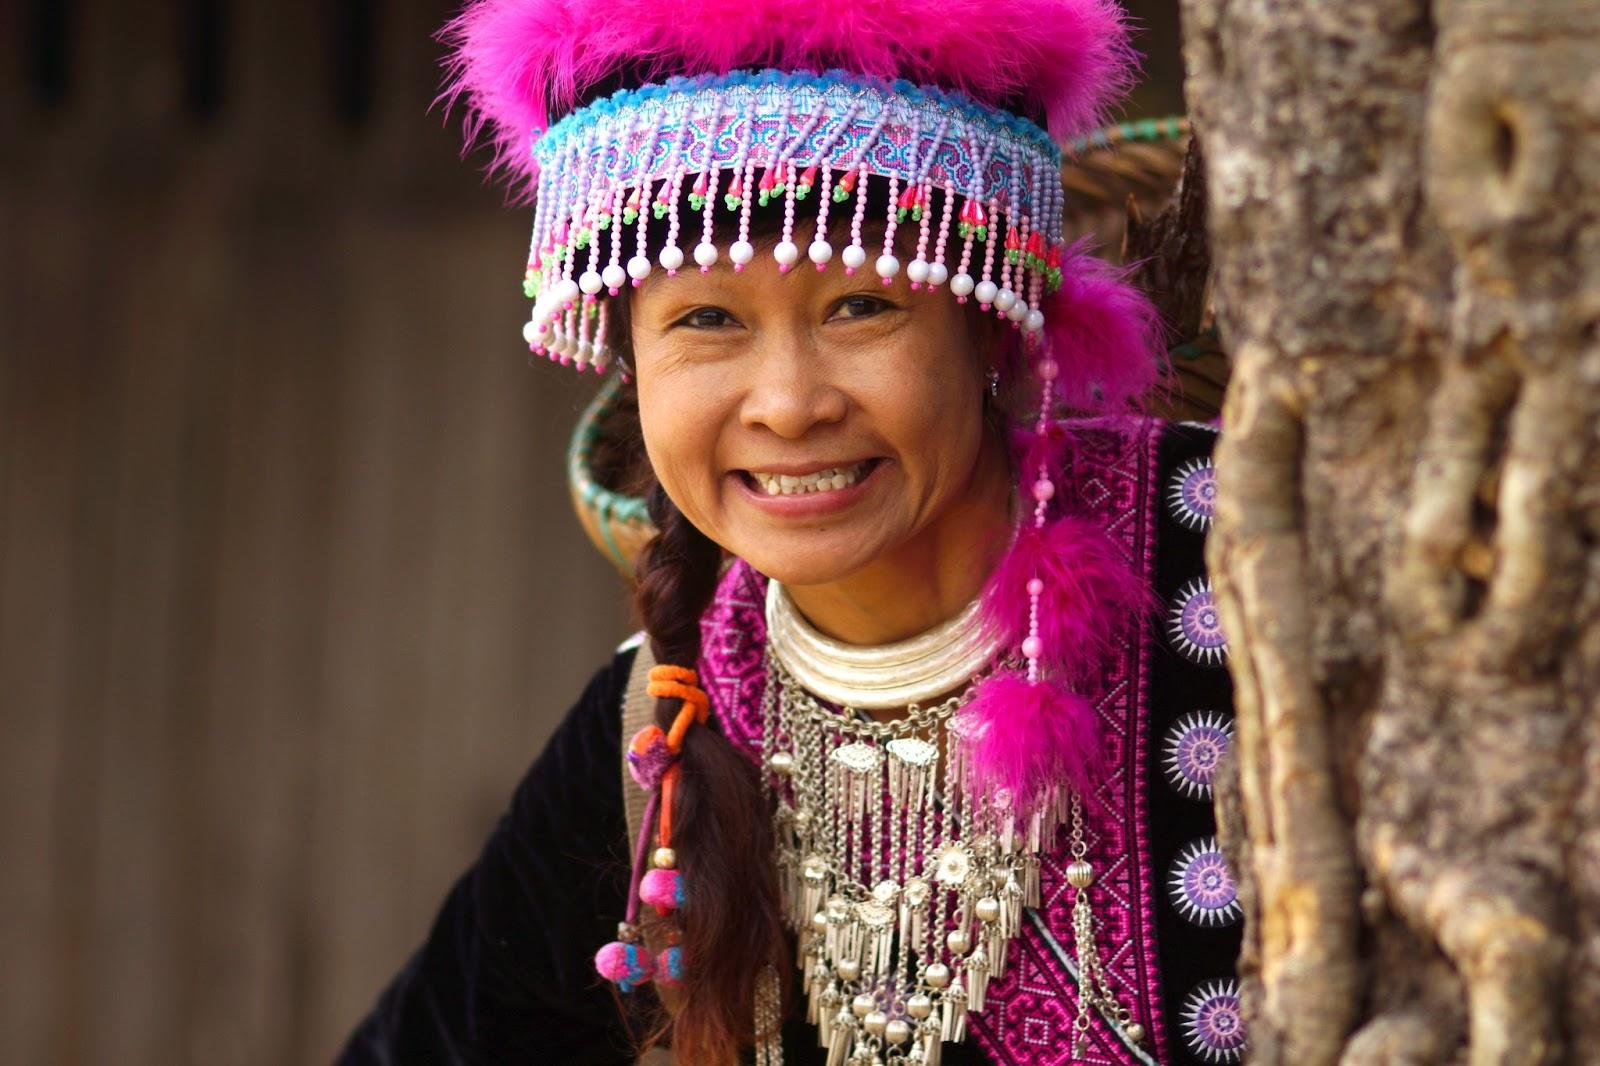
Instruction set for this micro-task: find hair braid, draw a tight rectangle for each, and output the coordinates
[633,482,788,1065]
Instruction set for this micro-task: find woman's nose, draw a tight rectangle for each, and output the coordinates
[738,341,849,439]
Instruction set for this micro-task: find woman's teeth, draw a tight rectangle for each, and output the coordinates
[748,463,868,496]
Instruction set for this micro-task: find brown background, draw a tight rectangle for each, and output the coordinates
[0,2,1183,1063]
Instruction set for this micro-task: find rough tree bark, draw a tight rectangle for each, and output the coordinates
[1178,1,1600,1063]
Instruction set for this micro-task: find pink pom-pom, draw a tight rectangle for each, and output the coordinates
[957,671,1101,809]
[640,868,685,914]
[595,941,655,990]
[978,516,1156,687]
[627,725,677,790]
[657,944,685,987]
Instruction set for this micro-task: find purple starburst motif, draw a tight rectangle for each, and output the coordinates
[1167,457,1217,532]
[1182,980,1247,1063]
[1167,578,1228,666]
[1163,710,1234,800]
[1168,837,1241,927]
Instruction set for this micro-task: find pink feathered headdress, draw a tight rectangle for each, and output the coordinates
[441,0,1139,193]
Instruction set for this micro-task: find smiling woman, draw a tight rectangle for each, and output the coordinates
[337,2,1244,1065]
[624,208,1011,640]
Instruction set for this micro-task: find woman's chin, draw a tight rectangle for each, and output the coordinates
[732,536,881,589]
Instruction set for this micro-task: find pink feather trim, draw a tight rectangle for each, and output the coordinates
[958,671,1101,806]
[438,0,1139,198]
[1039,239,1167,412]
[978,515,1156,687]
[1009,419,1074,486]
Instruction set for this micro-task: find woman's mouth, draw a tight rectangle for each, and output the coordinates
[742,460,877,496]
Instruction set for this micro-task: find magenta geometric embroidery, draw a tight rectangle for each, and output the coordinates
[697,415,1172,1065]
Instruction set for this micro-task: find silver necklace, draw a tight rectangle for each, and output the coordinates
[755,588,1140,1065]
[764,580,1004,709]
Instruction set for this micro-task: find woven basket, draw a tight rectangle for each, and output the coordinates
[568,116,1218,579]
[567,375,659,578]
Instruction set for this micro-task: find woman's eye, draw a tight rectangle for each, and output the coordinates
[679,307,735,329]
[833,295,891,320]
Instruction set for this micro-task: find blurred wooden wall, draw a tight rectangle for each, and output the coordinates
[0,2,632,1064]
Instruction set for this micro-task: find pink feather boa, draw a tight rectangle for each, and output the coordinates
[978,515,1157,687]
[960,506,1157,808]
[958,672,1103,806]
[439,0,1139,197]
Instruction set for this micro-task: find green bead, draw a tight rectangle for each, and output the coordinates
[652,202,668,219]
[688,194,706,211]
[622,208,638,225]
[832,186,850,203]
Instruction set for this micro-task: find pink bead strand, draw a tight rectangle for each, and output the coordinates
[978,196,1000,308]
[931,180,955,286]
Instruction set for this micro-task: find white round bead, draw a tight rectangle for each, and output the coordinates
[907,259,930,284]
[658,245,685,271]
[807,239,834,265]
[693,242,719,268]
[521,319,543,345]
[578,270,604,295]
[729,239,755,265]
[576,340,593,361]
[927,262,950,286]
[842,245,868,270]
[907,993,933,1019]
[924,962,951,988]
[875,254,900,279]
[1007,299,1029,322]
[601,264,626,290]
[863,1011,888,1037]
[554,278,580,305]
[974,280,998,305]
[950,272,975,297]
[627,255,652,281]
[773,240,800,266]
[994,287,1017,312]
[886,1020,912,1045]
[1025,309,1046,333]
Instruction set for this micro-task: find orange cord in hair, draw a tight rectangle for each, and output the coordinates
[647,665,709,849]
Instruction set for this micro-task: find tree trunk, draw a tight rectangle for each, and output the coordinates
[1178,1,1600,1063]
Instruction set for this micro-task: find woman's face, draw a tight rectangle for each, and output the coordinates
[630,246,998,588]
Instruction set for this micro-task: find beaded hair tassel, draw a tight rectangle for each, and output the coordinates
[594,664,708,992]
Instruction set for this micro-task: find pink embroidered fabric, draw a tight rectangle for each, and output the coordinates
[698,416,1168,1066]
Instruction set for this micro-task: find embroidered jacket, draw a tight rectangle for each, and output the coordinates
[337,417,1241,1066]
